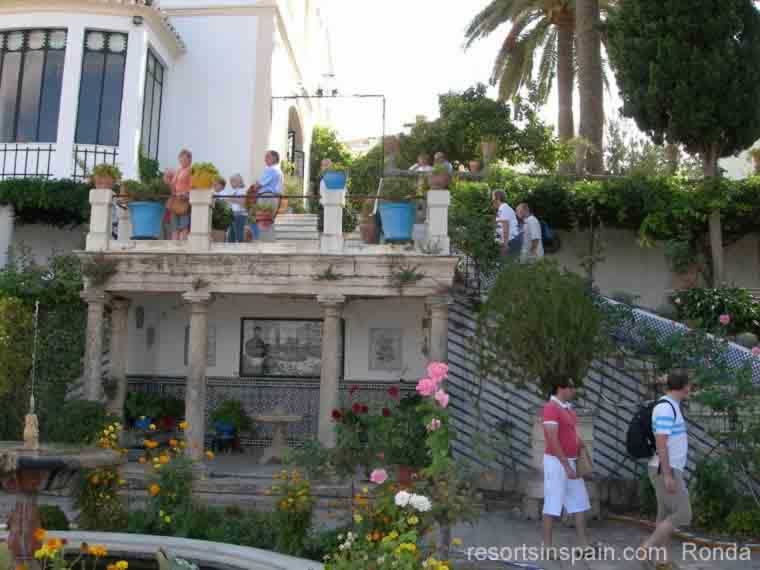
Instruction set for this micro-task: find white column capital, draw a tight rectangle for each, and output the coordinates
[426,295,451,310]
[81,289,109,305]
[183,291,212,309]
[317,294,346,309]
[111,297,131,312]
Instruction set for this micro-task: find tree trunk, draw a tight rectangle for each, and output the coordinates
[575,0,604,174]
[703,146,724,287]
[664,144,679,175]
[557,17,575,174]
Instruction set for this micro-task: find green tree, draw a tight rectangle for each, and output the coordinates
[607,0,760,284]
[309,126,352,186]
[0,296,33,397]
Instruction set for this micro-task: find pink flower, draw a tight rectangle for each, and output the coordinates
[427,362,449,384]
[427,418,442,432]
[752,346,760,357]
[719,314,731,326]
[370,468,388,485]
[416,377,437,397]
[434,389,449,408]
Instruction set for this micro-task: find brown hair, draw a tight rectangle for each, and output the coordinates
[178,148,192,161]
[667,370,691,391]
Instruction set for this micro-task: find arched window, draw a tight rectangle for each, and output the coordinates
[75,31,128,146]
[0,29,67,143]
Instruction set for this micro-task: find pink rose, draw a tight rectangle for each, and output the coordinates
[752,346,760,357]
[427,362,449,384]
[434,389,449,408]
[719,314,731,326]
[427,418,442,432]
[370,468,388,485]
[416,377,437,397]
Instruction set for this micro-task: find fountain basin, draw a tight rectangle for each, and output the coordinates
[0,531,323,570]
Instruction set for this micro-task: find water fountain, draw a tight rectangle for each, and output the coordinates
[0,302,123,569]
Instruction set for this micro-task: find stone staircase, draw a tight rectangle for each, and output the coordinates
[274,213,319,242]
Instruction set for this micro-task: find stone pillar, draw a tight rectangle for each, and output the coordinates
[107,298,131,418]
[116,203,132,243]
[320,189,345,253]
[425,190,451,254]
[86,189,114,252]
[427,296,449,363]
[189,189,213,252]
[52,23,84,179]
[317,294,345,447]
[82,290,108,401]
[183,291,212,462]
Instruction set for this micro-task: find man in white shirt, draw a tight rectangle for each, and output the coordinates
[639,370,692,569]
[492,190,520,258]
[516,203,544,262]
[216,174,248,242]
[409,154,433,173]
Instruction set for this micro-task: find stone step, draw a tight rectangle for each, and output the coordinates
[274,232,320,240]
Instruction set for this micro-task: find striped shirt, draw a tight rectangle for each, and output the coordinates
[649,395,688,471]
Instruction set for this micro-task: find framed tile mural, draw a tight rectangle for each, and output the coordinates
[369,328,403,371]
[240,319,323,378]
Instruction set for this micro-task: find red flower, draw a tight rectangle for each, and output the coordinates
[387,386,400,398]
[382,408,391,417]
[352,403,362,414]
[361,404,369,414]
[331,409,342,421]
[349,384,360,396]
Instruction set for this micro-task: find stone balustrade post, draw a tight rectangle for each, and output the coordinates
[183,291,212,463]
[320,188,345,253]
[81,289,109,401]
[116,202,132,243]
[427,296,450,362]
[86,188,114,251]
[189,190,213,252]
[107,298,131,418]
[425,190,451,254]
[317,294,345,447]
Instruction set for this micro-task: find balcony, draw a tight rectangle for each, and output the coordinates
[81,185,457,298]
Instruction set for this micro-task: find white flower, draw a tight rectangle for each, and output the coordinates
[394,490,412,507]
[409,493,432,512]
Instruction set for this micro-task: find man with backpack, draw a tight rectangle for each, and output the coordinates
[632,370,692,570]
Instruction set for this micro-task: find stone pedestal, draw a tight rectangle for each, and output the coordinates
[317,295,345,447]
[183,292,212,462]
[425,190,451,253]
[320,189,345,253]
[86,188,113,251]
[189,190,213,252]
[427,296,450,362]
[256,407,302,464]
[82,289,108,401]
[116,201,132,242]
[107,298,131,418]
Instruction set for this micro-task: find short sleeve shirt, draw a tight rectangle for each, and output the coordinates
[543,397,580,459]
[496,203,519,243]
[258,166,283,194]
[521,215,544,260]
[217,186,246,213]
[649,396,688,471]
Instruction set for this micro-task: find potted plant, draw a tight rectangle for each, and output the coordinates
[125,391,162,430]
[359,200,378,244]
[428,164,451,190]
[156,395,184,431]
[191,162,220,190]
[211,399,253,435]
[323,163,349,190]
[91,163,122,190]
[124,179,171,240]
[211,200,233,242]
[378,177,417,242]
[252,202,276,231]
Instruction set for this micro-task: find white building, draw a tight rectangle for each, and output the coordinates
[0,0,333,185]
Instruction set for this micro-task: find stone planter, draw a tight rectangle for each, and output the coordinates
[429,173,450,190]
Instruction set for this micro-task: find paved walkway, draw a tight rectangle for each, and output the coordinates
[448,511,760,569]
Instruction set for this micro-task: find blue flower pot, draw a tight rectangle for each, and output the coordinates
[135,417,152,430]
[323,171,347,190]
[128,201,165,239]
[214,421,236,435]
[378,202,416,242]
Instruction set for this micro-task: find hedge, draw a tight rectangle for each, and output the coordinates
[0,178,91,227]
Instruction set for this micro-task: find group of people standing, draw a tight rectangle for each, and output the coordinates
[162,149,283,242]
[492,190,544,262]
[408,151,454,174]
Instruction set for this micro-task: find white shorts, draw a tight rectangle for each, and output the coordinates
[542,454,591,517]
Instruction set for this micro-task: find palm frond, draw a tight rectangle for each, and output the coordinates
[496,18,552,101]
[489,11,543,85]
[537,29,558,104]
[465,0,541,48]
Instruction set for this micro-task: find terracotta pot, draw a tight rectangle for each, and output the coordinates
[360,220,378,244]
[469,160,481,173]
[211,229,227,242]
[396,465,419,488]
[94,175,115,190]
[256,211,274,230]
[277,196,289,215]
[429,173,450,190]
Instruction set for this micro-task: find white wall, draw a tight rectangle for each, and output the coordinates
[125,294,428,382]
[0,207,13,267]
[161,14,259,183]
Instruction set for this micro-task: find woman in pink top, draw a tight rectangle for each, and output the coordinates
[164,149,193,240]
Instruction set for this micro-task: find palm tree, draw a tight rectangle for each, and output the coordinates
[465,1,577,145]
[575,0,604,174]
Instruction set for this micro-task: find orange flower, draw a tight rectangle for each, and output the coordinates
[205,450,215,460]
[138,457,147,464]
[159,454,170,464]
[87,544,108,558]
[178,421,188,430]
[169,439,178,447]
[143,439,159,450]
[149,483,161,497]
[33,528,47,542]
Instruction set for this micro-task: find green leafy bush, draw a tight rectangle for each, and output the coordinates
[211,200,233,230]
[39,505,70,530]
[638,471,657,518]
[0,296,33,398]
[449,180,500,276]
[672,287,760,336]
[691,458,739,531]
[46,400,118,445]
[0,178,91,227]
[210,399,253,432]
[726,508,760,539]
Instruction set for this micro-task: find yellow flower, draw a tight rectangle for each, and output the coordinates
[361,486,369,494]
[451,538,462,546]
[205,450,215,460]
[179,421,188,430]
[149,483,161,497]
[164,516,172,523]
[149,424,157,431]
[179,441,186,448]
[407,515,419,525]
[116,561,129,569]
[88,544,108,558]
[353,513,363,524]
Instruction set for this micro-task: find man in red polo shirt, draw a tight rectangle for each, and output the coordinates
[542,379,591,550]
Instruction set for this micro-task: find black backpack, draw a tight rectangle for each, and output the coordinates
[626,398,676,459]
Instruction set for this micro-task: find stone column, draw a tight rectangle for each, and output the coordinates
[317,294,345,447]
[86,188,114,252]
[107,298,131,418]
[116,203,132,243]
[189,189,213,252]
[320,189,345,253]
[427,296,449,363]
[425,190,451,253]
[82,290,108,401]
[183,291,212,462]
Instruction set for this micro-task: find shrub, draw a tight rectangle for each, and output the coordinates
[380,177,417,201]
[0,296,33,398]
[91,163,122,181]
[0,178,91,227]
[39,505,69,530]
[691,458,739,531]
[672,287,760,336]
[638,471,657,518]
[726,508,760,538]
[210,399,253,432]
[271,469,315,557]
[449,180,500,276]
[211,200,233,230]
[45,400,118,445]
